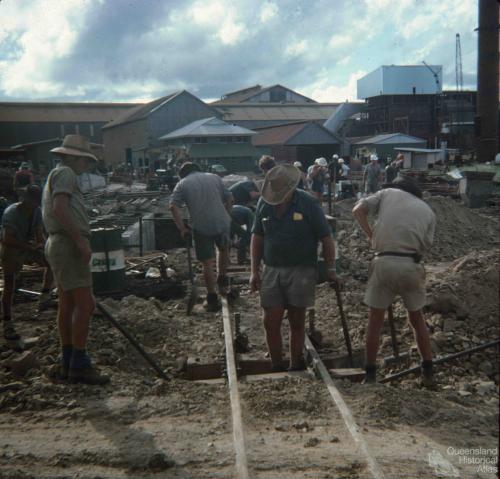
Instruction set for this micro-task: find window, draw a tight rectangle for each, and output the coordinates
[193,137,207,144]
[90,124,95,137]
[60,124,65,137]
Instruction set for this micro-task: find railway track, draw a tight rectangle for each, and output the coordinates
[216,264,386,479]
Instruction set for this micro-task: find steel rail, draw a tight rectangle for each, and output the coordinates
[304,335,386,479]
[221,296,250,479]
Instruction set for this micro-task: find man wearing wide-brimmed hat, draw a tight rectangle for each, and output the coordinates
[250,164,338,371]
[42,135,109,385]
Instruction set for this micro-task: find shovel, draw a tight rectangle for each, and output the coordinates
[331,280,353,366]
[186,235,198,315]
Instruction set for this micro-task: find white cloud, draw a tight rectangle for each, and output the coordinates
[329,33,353,51]
[285,39,308,57]
[305,70,367,103]
[188,0,247,45]
[260,2,278,22]
[0,0,92,98]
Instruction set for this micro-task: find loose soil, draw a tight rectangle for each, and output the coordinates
[0,195,498,478]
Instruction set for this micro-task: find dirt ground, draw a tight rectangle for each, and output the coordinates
[0,195,498,478]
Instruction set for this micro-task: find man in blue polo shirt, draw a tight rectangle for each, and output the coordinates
[250,165,338,371]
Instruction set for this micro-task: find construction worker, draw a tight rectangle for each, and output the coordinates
[13,162,35,199]
[43,135,109,385]
[293,161,308,190]
[352,176,436,387]
[229,179,260,207]
[170,162,233,311]
[307,157,328,201]
[363,154,383,194]
[258,155,276,175]
[1,185,53,341]
[230,204,254,264]
[250,165,338,371]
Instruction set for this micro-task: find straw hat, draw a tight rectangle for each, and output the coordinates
[50,135,98,161]
[261,164,301,205]
[315,157,327,167]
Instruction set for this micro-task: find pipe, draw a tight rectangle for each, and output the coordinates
[96,301,168,380]
[380,338,499,383]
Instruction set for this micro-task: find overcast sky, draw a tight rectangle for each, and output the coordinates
[0,0,478,104]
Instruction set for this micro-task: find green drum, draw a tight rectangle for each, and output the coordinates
[90,228,125,294]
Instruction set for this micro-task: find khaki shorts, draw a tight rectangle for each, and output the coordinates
[45,234,92,292]
[260,265,316,309]
[364,256,426,312]
[0,244,46,274]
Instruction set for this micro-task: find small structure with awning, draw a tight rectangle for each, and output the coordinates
[251,121,340,168]
[349,133,427,160]
[158,117,258,173]
[393,147,444,169]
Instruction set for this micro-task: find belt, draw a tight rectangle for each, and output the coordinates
[375,251,422,263]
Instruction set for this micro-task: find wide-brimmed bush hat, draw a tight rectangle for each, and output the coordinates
[261,164,301,205]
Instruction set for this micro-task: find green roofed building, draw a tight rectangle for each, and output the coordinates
[159,117,259,173]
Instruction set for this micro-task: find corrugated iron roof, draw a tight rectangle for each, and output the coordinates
[215,103,338,121]
[252,121,339,146]
[102,91,182,129]
[212,84,317,105]
[159,117,256,140]
[0,102,139,123]
[354,133,427,145]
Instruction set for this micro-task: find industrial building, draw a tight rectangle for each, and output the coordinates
[0,102,137,148]
[101,91,218,169]
[252,121,340,167]
[212,84,339,129]
[158,117,258,173]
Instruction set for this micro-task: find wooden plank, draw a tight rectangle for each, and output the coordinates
[221,296,250,479]
[304,336,386,479]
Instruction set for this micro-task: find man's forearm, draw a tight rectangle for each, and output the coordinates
[169,204,186,232]
[250,234,263,274]
[321,235,336,268]
[352,204,372,240]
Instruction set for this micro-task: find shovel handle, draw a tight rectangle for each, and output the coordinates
[333,282,353,363]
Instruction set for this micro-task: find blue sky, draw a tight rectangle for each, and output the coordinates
[0,0,478,103]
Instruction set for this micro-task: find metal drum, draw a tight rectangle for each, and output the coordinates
[90,227,125,294]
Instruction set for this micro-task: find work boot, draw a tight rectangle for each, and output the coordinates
[68,365,110,386]
[3,321,20,341]
[420,360,437,390]
[204,293,221,312]
[362,364,377,384]
[216,275,230,295]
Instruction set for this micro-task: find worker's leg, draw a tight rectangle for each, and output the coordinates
[1,271,15,321]
[263,307,285,369]
[217,244,229,279]
[57,287,75,346]
[201,258,217,294]
[365,307,386,364]
[41,266,53,291]
[69,286,95,351]
[408,310,432,361]
[2,271,19,340]
[287,306,306,369]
